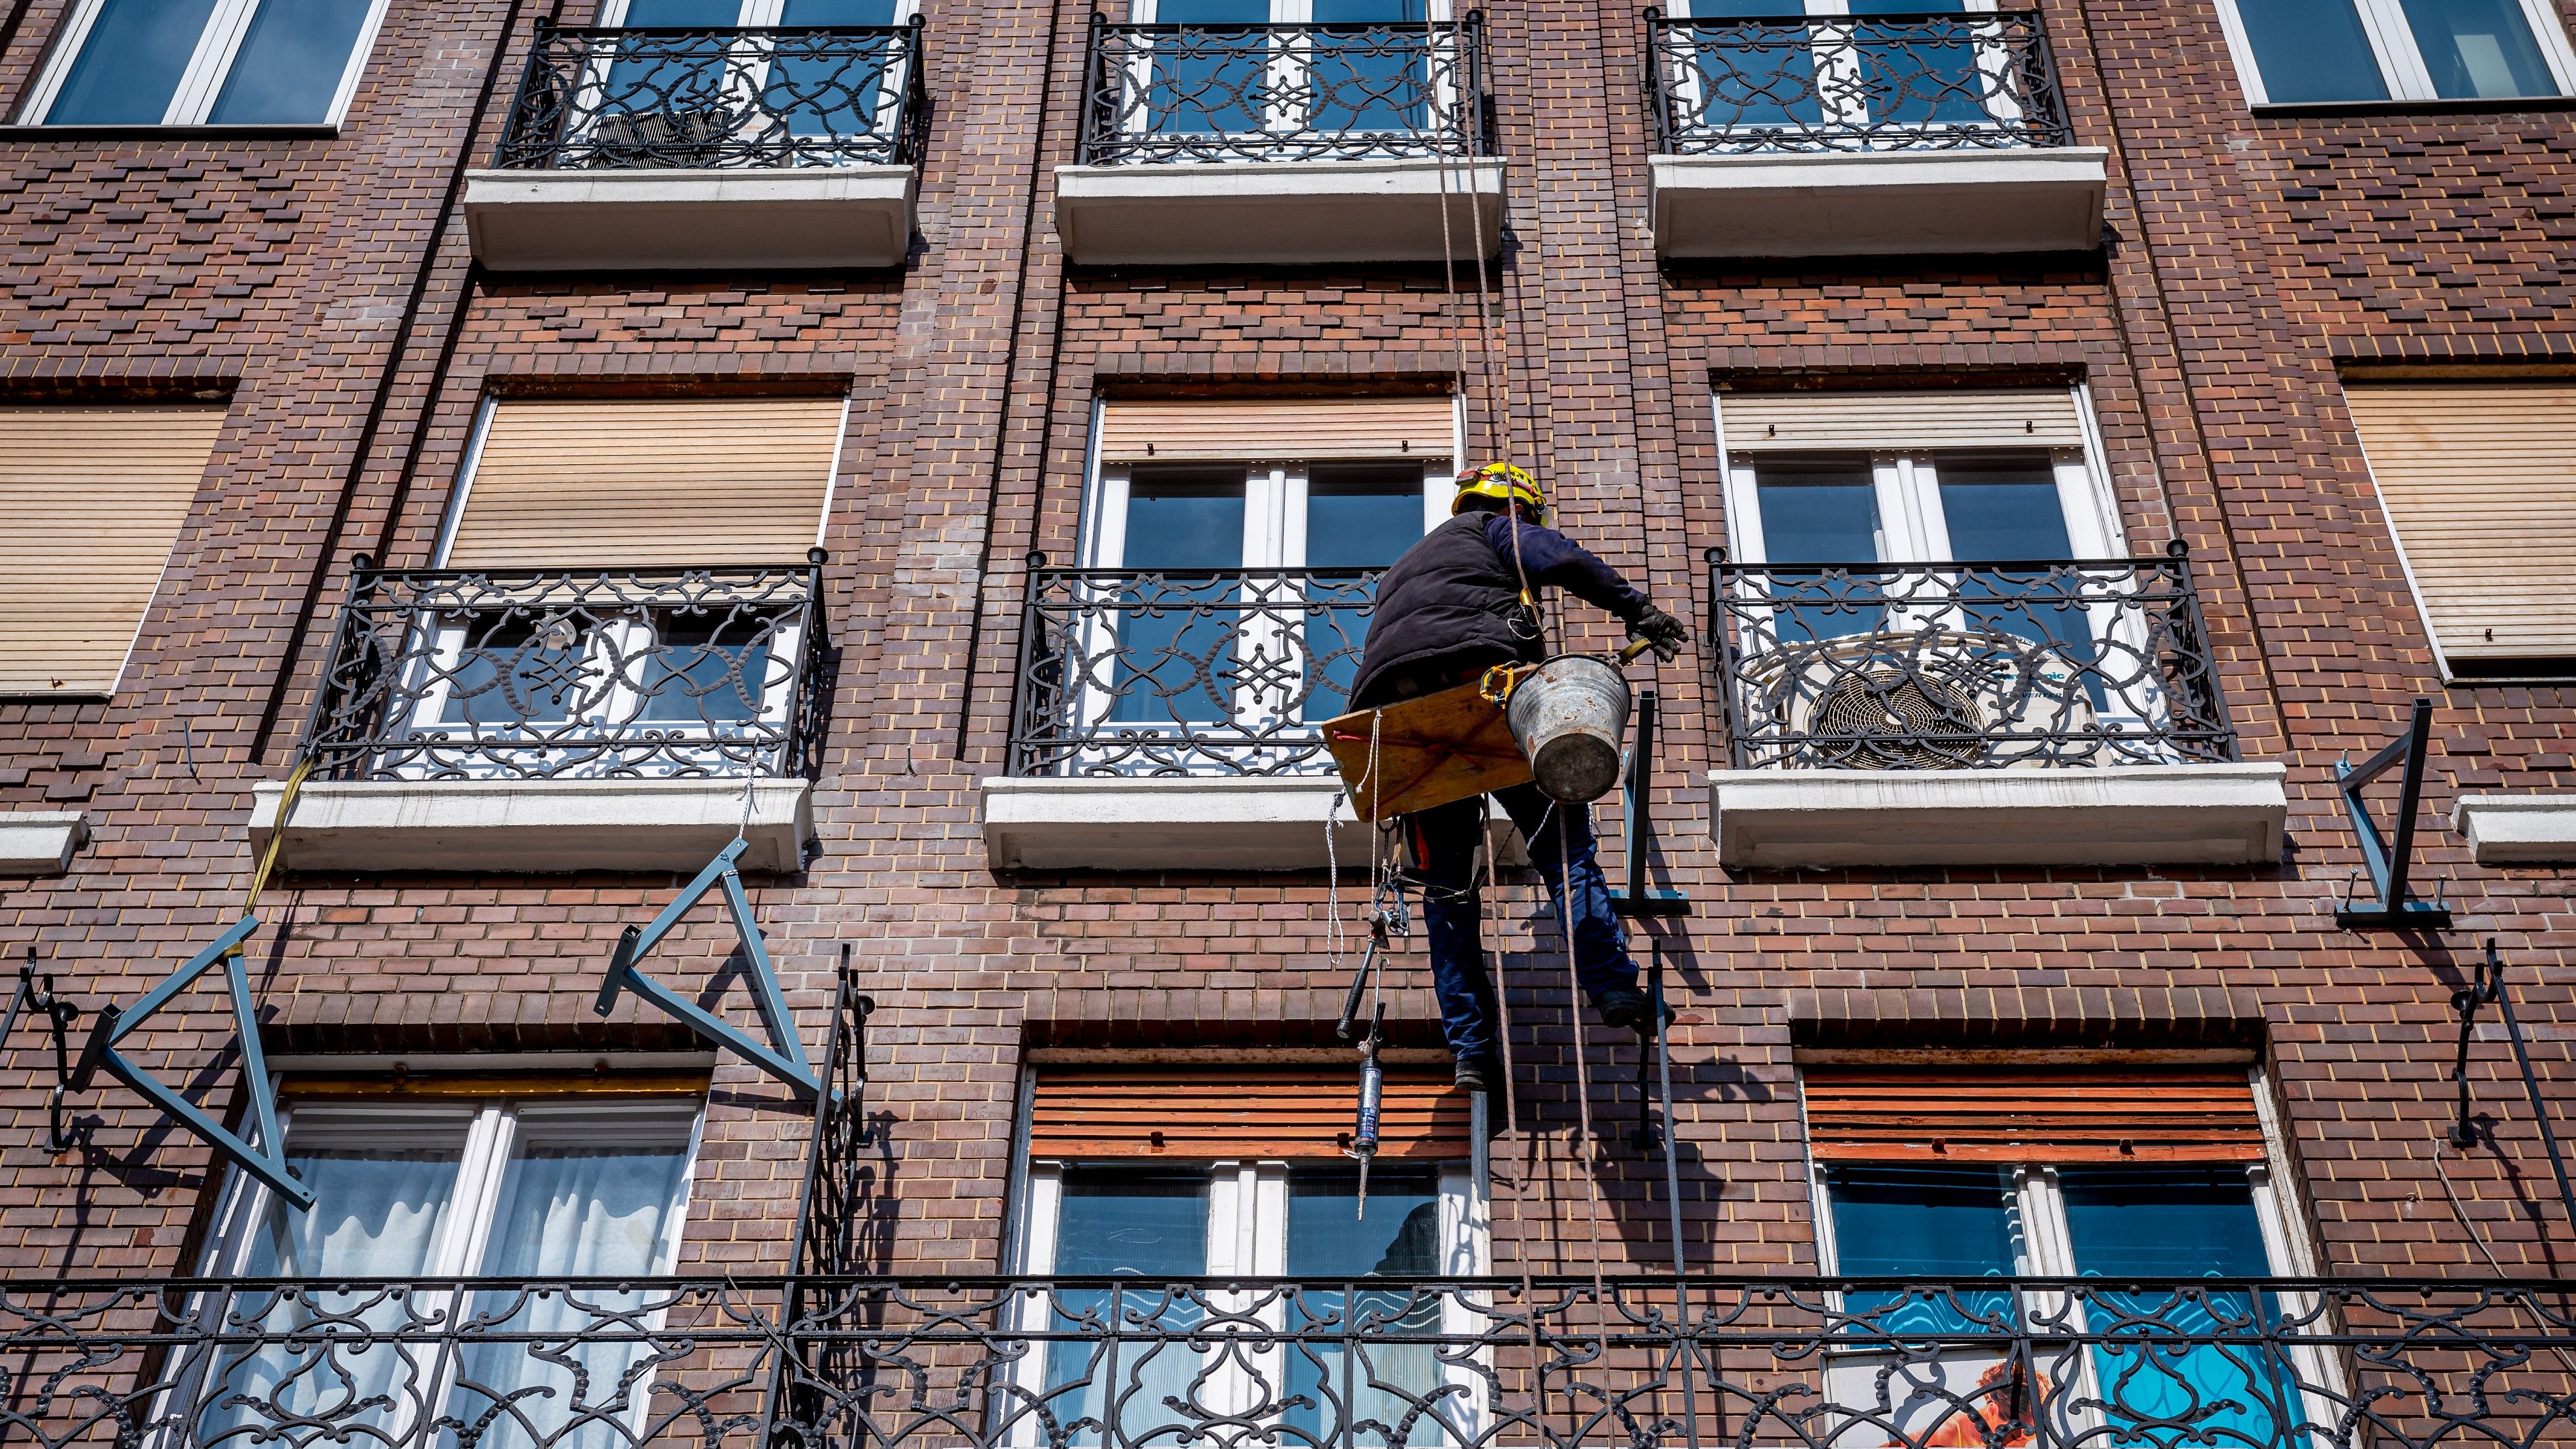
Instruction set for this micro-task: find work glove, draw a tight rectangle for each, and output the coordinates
[1628,605,1691,662]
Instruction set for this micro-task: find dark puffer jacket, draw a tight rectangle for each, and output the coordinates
[1348,510,1651,709]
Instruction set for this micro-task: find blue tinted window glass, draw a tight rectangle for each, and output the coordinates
[1285,1171,1444,1449]
[1285,1168,1441,1274]
[2057,1167,2271,1278]
[1054,1170,1211,1276]
[1124,478,1246,569]
[2400,0,2559,98]
[1304,469,1424,719]
[782,0,898,20]
[45,0,219,124]
[622,0,743,22]
[1047,1172,1212,1449]
[1939,458,2101,708]
[1938,465,2072,561]
[1312,0,1424,21]
[1845,0,1964,10]
[2233,0,2387,102]
[206,0,374,123]
[1114,475,1244,725]
[1156,0,1267,19]
[1756,469,1880,562]
[1826,1165,2018,1336]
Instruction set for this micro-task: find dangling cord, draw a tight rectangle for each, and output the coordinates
[1481,794,1516,1137]
[1422,1,1479,450]
[1559,819,1607,1283]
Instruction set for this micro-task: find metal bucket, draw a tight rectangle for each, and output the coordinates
[1504,655,1633,803]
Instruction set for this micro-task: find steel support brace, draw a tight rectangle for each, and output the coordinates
[596,839,823,1097]
[68,916,311,1209]
[2334,696,2452,930]
[1614,687,1690,918]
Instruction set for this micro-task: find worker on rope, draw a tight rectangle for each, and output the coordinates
[1349,463,1691,1093]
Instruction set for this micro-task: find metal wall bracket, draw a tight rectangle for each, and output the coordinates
[1614,687,1691,918]
[65,916,311,1209]
[2333,696,2453,930]
[596,838,823,1097]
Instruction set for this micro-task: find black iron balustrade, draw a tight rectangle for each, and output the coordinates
[492,20,927,170]
[1647,10,2072,155]
[1707,546,2237,770]
[300,560,831,782]
[1077,12,1490,165]
[2,1272,2571,1449]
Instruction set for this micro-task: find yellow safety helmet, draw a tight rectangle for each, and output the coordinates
[1452,462,1546,525]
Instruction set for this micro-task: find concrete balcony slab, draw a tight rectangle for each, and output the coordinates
[982,775,1527,873]
[249,778,812,874]
[1708,762,2287,869]
[1053,157,1503,266]
[0,811,86,875]
[1651,146,2108,257]
[462,166,915,271]
[2452,795,2576,864]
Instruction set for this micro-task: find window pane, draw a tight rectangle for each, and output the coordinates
[206,0,375,123]
[437,612,602,726]
[1825,1164,2019,1335]
[770,0,903,140]
[1148,0,1270,137]
[1939,456,2104,711]
[2232,0,2387,102]
[1304,465,1426,720]
[1048,1172,1212,1448]
[2059,1168,2297,1449]
[1753,460,1884,641]
[637,610,776,726]
[622,0,744,21]
[1285,1170,1447,1449]
[1113,475,1245,726]
[2400,0,2560,98]
[1124,475,1246,568]
[1937,460,2072,561]
[44,0,219,124]
[780,0,895,18]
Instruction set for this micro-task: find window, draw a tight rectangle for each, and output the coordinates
[22,0,392,126]
[1667,0,2029,136]
[2344,382,2576,680]
[1802,1067,2336,1449]
[187,1093,701,1449]
[1079,397,1454,747]
[589,0,914,161]
[0,406,222,698]
[1122,0,1448,144]
[2214,0,2576,105]
[1011,1068,1486,1449]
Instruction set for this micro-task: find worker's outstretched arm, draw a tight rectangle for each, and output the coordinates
[1483,514,1690,659]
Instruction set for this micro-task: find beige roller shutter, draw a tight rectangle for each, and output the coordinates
[0,407,222,696]
[444,397,844,569]
[2346,383,2576,664]
[1721,388,2085,451]
[1099,397,1455,463]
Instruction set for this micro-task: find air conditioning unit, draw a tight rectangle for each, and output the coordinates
[590,108,732,166]
[1737,628,2095,770]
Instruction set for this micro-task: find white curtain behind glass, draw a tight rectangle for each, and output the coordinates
[450,1143,690,1449]
[200,1147,463,1446]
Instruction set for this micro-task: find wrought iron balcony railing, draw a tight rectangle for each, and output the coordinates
[1707,547,2237,770]
[1647,10,2074,155]
[300,561,831,782]
[1011,563,1376,777]
[491,20,927,170]
[3,1272,2570,1449]
[1077,12,1490,165]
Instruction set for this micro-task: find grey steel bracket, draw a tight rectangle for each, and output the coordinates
[65,916,311,1209]
[2333,696,2452,930]
[596,838,823,1098]
[1614,687,1691,918]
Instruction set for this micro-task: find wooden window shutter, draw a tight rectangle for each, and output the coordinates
[2345,383,2576,664]
[1803,1068,2265,1164]
[445,397,844,569]
[0,406,223,696]
[1721,389,2085,452]
[1099,398,1456,463]
[1031,1068,1470,1161]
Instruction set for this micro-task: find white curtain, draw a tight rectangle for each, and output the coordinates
[198,1148,463,1448]
[449,1144,689,1449]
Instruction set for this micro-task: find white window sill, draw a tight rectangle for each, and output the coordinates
[1052,157,1504,265]
[0,811,87,875]
[2452,794,2576,864]
[1708,762,2288,869]
[981,775,1527,873]
[1650,146,2108,257]
[462,166,916,271]
[248,778,812,874]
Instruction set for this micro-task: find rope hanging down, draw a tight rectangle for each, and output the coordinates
[596,837,825,1098]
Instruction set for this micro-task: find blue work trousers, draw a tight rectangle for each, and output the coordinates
[1405,781,1638,1062]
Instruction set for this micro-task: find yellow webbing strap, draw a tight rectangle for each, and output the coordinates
[1478,662,1534,709]
[243,756,316,921]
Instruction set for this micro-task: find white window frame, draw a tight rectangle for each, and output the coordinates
[1008,1153,1490,1449]
[19,0,393,126]
[591,0,922,163]
[1663,0,2025,144]
[1124,0,1458,152]
[2211,0,2576,106]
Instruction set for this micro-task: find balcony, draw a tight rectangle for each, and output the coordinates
[1706,549,2285,867]
[1056,14,1503,266]
[251,563,829,874]
[1645,10,2106,257]
[462,20,926,271]
[1,1270,2564,1449]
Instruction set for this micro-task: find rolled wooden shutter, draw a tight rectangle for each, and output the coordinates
[1032,1069,1470,1161]
[1099,398,1455,463]
[445,397,844,569]
[1803,1069,2265,1164]
[1721,389,2085,452]
[2345,383,2576,664]
[0,406,222,696]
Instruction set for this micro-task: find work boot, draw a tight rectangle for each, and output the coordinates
[1594,987,1673,1034]
[1453,1052,1501,1094]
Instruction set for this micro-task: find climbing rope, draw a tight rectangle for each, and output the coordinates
[243,756,316,916]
